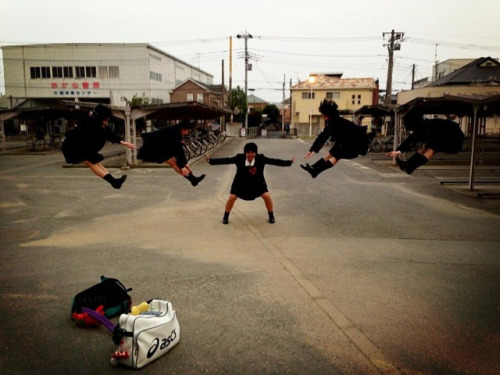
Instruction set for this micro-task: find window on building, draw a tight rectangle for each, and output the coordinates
[197,93,204,103]
[326,91,340,99]
[63,66,73,78]
[302,92,315,99]
[357,94,361,105]
[150,71,162,82]
[151,98,164,105]
[187,93,194,101]
[52,67,63,78]
[30,67,41,79]
[351,94,356,105]
[41,67,51,79]
[108,66,119,78]
[75,66,85,78]
[85,66,96,78]
[149,53,162,62]
[99,66,108,79]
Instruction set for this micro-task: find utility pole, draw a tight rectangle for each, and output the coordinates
[289,78,293,131]
[237,31,252,131]
[221,59,225,132]
[411,64,416,89]
[282,74,285,136]
[383,29,404,106]
[229,36,232,111]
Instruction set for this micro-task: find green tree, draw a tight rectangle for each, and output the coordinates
[130,95,150,106]
[263,104,280,124]
[227,86,247,123]
[130,95,149,132]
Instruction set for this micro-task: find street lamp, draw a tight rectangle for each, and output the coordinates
[308,76,315,137]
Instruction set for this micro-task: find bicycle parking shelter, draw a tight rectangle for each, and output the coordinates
[0,100,232,162]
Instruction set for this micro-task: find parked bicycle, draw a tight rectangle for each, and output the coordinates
[180,127,229,162]
[29,134,64,152]
[215,130,227,143]
[182,142,192,162]
[368,135,383,153]
[385,136,394,152]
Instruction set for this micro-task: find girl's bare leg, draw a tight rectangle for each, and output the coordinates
[261,192,275,223]
[82,161,108,178]
[325,155,338,166]
[83,161,126,189]
[222,194,238,224]
[164,157,183,175]
[261,192,273,212]
[225,194,238,213]
[423,148,435,160]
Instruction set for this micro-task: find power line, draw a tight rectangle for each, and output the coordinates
[258,35,380,43]
[406,37,500,51]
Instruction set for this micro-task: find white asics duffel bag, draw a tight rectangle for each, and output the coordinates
[111,299,180,369]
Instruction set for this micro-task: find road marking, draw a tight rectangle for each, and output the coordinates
[246,224,401,375]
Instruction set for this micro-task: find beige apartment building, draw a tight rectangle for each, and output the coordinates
[290,73,378,136]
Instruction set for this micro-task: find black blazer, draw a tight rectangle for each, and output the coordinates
[62,117,122,164]
[397,119,465,154]
[209,153,292,200]
[137,125,187,167]
[310,116,369,158]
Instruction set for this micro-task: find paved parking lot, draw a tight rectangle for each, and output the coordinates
[1,136,499,374]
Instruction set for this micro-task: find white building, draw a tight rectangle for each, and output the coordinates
[432,59,476,81]
[1,43,213,107]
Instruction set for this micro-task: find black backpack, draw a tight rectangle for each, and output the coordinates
[71,276,132,319]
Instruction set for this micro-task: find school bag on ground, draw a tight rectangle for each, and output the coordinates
[71,276,132,321]
[84,299,180,369]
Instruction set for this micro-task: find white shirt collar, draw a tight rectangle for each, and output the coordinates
[245,159,255,167]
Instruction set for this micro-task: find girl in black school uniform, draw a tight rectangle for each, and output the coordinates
[137,119,205,186]
[62,105,136,189]
[207,142,294,224]
[386,113,465,174]
[301,99,370,178]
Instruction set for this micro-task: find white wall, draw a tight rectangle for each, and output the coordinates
[1,43,213,107]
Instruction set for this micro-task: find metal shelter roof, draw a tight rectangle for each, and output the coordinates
[354,104,394,118]
[396,93,500,119]
[0,100,232,121]
[135,101,232,120]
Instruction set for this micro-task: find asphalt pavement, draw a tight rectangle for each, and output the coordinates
[0,136,499,375]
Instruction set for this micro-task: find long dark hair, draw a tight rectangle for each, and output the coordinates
[91,104,113,122]
[318,99,339,118]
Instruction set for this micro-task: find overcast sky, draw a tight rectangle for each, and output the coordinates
[1,0,499,103]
